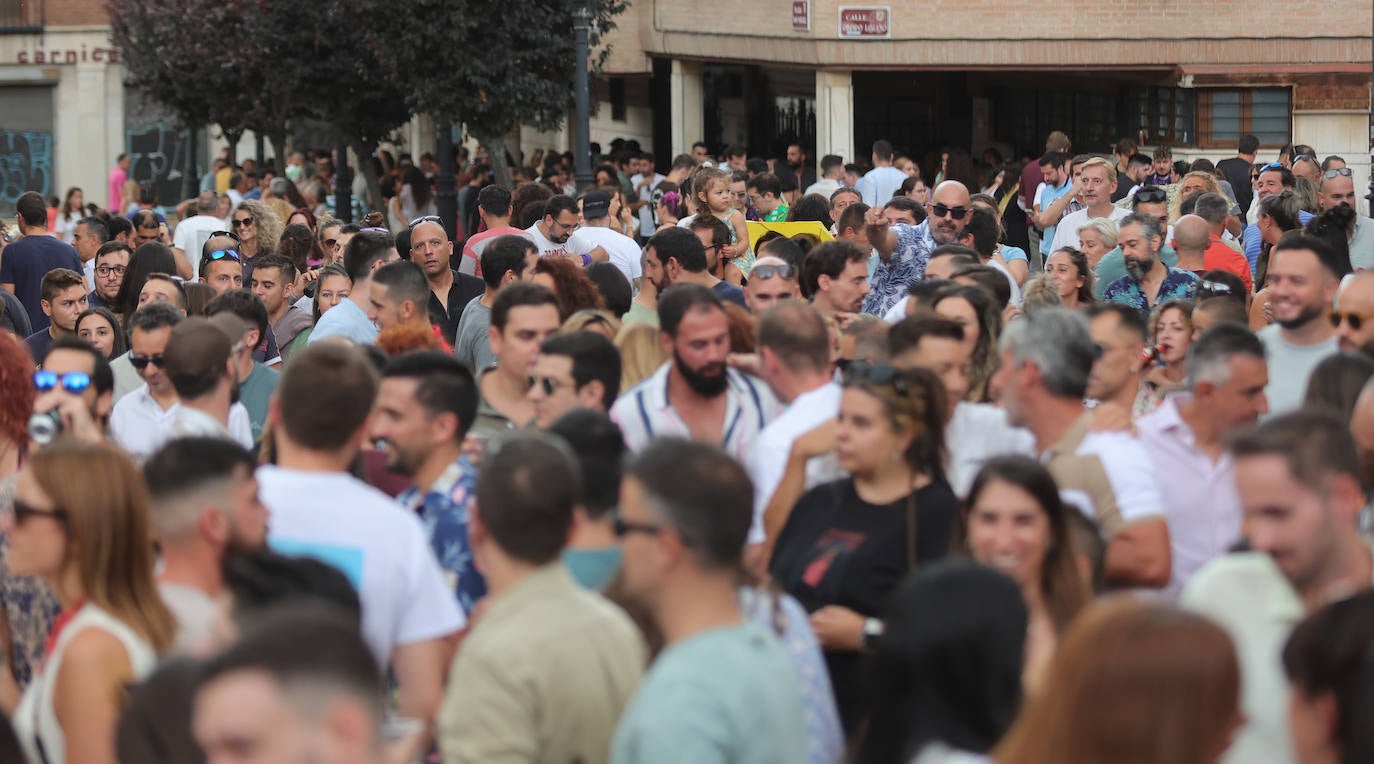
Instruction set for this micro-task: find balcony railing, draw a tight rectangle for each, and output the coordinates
[0,0,42,34]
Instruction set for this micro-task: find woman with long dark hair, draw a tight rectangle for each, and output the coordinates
[770,364,959,736]
[958,457,1089,693]
[113,242,179,322]
[931,284,1002,402]
[858,560,1027,764]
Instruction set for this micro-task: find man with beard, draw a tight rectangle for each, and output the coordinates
[144,437,268,655]
[1138,324,1269,600]
[409,218,484,345]
[611,284,780,461]
[1258,233,1343,416]
[371,351,486,614]
[862,180,973,316]
[524,195,581,259]
[1184,411,1372,764]
[87,242,131,311]
[1331,271,1374,352]
[1101,214,1197,318]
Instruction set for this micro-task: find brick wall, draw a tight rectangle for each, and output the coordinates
[43,0,107,27]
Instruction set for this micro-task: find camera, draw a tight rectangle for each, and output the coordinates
[28,410,62,446]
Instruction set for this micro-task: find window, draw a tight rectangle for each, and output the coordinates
[1199,88,1290,148]
[1124,87,1195,146]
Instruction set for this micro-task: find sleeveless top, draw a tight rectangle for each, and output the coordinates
[14,603,157,764]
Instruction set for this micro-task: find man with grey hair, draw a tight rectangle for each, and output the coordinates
[1137,323,1269,599]
[990,308,1170,588]
[1101,213,1198,318]
[1193,192,1243,254]
[174,190,230,280]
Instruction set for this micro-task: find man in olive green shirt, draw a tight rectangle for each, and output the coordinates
[437,434,646,764]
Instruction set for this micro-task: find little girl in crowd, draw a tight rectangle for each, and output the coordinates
[693,167,754,276]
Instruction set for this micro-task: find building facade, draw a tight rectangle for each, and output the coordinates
[589,0,1372,180]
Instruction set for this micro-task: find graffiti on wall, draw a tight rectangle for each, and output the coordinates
[127,124,191,205]
[0,130,53,212]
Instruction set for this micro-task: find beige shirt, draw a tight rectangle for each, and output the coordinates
[438,563,646,764]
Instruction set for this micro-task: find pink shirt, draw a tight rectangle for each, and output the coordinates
[1135,394,1243,600]
[108,165,127,212]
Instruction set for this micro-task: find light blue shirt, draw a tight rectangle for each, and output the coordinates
[1038,180,1073,255]
[307,297,377,346]
[612,623,809,764]
[858,165,908,208]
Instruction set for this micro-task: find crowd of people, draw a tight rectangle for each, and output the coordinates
[0,129,1371,764]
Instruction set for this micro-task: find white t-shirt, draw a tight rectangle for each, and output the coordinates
[258,465,466,665]
[630,172,665,238]
[567,225,643,287]
[745,382,845,544]
[173,214,229,280]
[1058,430,1165,529]
[987,257,1022,306]
[804,178,842,199]
[523,223,571,258]
[945,402,1036,497]
[1049,206,1130,253]
[111,384,252,459]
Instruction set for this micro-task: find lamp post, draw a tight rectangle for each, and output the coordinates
[572,0,594,190]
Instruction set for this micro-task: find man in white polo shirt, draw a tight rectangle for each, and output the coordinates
[568,189,642,288]
[991,307,1170,589]
[257,341,464,728]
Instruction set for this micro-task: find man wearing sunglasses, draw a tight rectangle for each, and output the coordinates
[32,335,114,446]
[1330,272,1374,353]
[527,331,620,431]
[744,256,800,314]
[173,192,230,280]
[112,303,194,458]
[863,180,974,315]
[1317,167,1374,270]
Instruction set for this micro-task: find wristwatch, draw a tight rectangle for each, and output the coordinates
[861,617,885,652]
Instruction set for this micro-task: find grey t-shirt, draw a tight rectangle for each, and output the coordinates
[1257,324,1337,418]
[455,295,495,374]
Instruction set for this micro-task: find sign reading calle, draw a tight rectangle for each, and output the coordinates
[792,0,810,31]
[838,7,892,39]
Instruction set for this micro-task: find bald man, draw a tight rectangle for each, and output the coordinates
[1318,169,1374,270]
[862,180,973,315]
[409,219,484,345]
[1171,214,1252,292]
[744,255,800,314]
[1333,271,1374,352]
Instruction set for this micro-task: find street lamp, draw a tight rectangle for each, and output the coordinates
[572,0,594,190]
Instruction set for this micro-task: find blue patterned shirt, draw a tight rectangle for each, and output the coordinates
[862,221,932,316]
[398,456,486,613]
[1102,267,1199,319]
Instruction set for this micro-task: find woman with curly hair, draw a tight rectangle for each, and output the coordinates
[530,257,607,322]
[232,199,283,262]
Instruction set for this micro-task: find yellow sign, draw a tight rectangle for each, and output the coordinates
[746,221,834,250]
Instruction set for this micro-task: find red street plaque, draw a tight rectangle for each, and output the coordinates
[792,0,810,31]
[838,7,891,38]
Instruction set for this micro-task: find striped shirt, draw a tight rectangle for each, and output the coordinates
[610,362,781,462]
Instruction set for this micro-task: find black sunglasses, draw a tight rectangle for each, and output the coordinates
[927,203,969,220]
[232,217,255,228]
[1134,187,1168,204]
[527,375,567,396]
[210,230,243,243]
[129,353,166,371]
[1330,311,1374,331]
[9,498,68,525]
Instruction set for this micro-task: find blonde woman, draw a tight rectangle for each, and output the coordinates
[1075,218,1119,270]
[561,309,622,340]
[232,199,284,261]
[614,322,667,391]
[0,441,175,764]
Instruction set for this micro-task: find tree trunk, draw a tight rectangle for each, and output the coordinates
[351,136,384,217]
[221,127,243,165]
[268,129,289,175]
[477,130,512,189]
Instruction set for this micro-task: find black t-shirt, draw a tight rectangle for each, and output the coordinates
[768,476,959,733]
[1217,157,1254,221]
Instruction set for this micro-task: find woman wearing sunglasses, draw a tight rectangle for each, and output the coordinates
[231,200,283,264]
[769,364,959,738]
[0,440,175,764]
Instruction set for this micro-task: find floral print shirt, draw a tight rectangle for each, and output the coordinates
[397,456,486,614]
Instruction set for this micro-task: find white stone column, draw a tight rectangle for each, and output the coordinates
[670,59,703,156]
[815,69,854,164]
